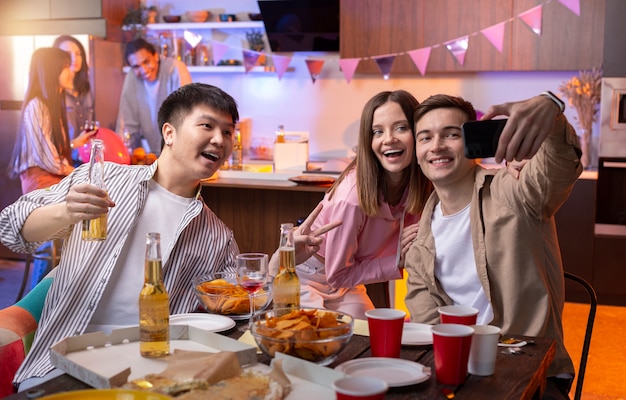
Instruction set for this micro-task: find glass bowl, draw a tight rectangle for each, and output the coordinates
[193,273,272,320]
[250,308,354,365]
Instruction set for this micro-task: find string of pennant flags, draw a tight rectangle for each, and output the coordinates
[196,0,580,83]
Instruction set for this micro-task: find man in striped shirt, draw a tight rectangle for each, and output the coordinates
[0,83,337,390]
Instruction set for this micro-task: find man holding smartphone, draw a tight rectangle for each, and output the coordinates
[405,93,581,399]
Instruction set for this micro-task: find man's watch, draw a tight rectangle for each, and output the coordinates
[540,91,565,114]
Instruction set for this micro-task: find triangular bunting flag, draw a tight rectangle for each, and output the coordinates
[444,36,469,66]
[407,47,431,76]
[338,58,360,84]
[272,54,292,80]
[305,59,325,83]
[481,22,506,53]
[242,50,260,72]
[212,42,230,65]
[558,0,580,16]
[373,55,395,80]
[183,30,202,48]
[519,5,543,36]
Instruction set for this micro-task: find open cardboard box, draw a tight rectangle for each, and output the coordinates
[50,325,343,397]
[50,325,257,389]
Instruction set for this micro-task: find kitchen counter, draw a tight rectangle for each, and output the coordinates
[203,176,331,193]
[201,177,328,257]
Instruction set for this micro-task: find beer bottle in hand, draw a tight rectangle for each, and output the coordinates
[82,139,108,241]
[139,232,170,358]
[272,223,300,315]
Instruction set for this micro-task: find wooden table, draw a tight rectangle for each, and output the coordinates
[5,320,555,400]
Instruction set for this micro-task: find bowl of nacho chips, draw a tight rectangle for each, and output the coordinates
[250,308,354,366]
[193,273,272,320]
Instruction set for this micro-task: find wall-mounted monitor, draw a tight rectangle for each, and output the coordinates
[257,0,340,52]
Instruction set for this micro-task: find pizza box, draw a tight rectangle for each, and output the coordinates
[50,324,257,389]
[244,353,344,399]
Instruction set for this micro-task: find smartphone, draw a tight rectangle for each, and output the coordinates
[462,119,508,159]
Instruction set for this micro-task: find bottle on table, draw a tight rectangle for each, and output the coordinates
[272,222,300,315]
[139,232,170,358]
[231,127,243,170]
[82,139,107,241]
[275,124,286,143]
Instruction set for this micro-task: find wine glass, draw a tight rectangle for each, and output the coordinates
[236,253,268,330]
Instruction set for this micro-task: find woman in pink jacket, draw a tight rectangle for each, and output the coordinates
[297,90,432,319]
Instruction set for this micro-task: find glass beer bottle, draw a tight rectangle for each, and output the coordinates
[272,222,300,315]
[139,232,170,358]
[231,127,243,170]
[82,139,107,241]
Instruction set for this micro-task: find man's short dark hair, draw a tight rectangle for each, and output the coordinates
[157,83,240,148]
[414,94,477,126]
[124,38,157,61]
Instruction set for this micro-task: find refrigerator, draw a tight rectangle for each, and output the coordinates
[0,35,126,259]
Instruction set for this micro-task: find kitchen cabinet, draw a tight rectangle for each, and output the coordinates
[340,0,604,74]
[554,175,626,306]
[2,0,101,20]
[510,0,605,71]
[592,236,626,305]
[201,178,326,255]
[102,0,140,42]
[554,177,596,302]
[0,0,107,36]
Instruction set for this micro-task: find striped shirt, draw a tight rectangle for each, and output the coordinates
[12,98,74,177]
[0,160,239,383]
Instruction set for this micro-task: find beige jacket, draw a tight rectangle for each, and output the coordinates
[405,115,582,377]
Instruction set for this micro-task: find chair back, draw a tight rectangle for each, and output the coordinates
[564,271,597,400]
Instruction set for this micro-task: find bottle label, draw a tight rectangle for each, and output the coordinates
[139,298,170,358]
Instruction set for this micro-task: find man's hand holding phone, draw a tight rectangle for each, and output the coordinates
[480,95,561,163]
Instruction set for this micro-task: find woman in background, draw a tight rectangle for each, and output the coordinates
[10,47,95,194]
[53,35,94,142]
[290,90,432,319]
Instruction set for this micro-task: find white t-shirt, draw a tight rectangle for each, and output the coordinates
[87,179,193,333]
[432,202,494,325]
[141,79,161,152]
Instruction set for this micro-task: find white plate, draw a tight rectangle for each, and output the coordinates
[498,338,528,347]
[335,357,431,387]
[288,175,336,185]
[402,323,433,346]
[169,313,236,333]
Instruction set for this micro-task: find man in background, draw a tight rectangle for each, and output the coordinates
[116,38,191,155]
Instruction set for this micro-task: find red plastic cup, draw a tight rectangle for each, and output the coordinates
[431,323,475,385]
[365,308,406,358]
[438,305,479,325]
[332,376,388,400]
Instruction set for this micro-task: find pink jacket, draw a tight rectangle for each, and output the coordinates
[311,169,419,289]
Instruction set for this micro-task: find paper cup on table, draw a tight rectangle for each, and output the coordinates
[332,376,388,400]
[432,323,475,385]
[365,308,405,358]
[438,305,479,325]
[468,324,501,376]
